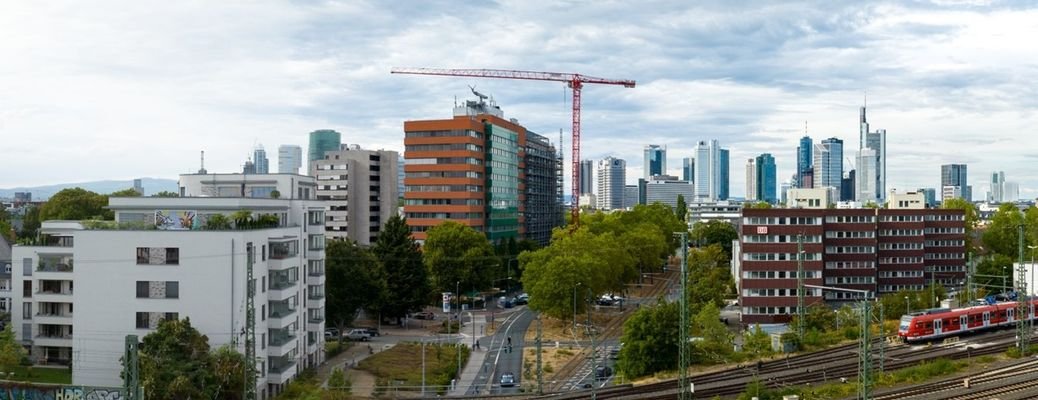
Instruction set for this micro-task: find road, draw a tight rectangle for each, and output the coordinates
[461,307,536,395]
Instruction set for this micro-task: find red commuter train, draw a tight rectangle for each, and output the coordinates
[898,298,1038,342]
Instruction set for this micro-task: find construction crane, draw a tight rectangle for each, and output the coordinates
[391,67,636,225]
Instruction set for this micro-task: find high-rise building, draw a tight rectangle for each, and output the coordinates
[813,137,844,200]
[397,158,405,201]
[308,130,342,163]
[941,164,969,201]
[403,96,523,243]
[856,147,877,203]
[841,170,856,202]
[646,177,694,211]
[856,106,887,203]
[311,146,400,245]
[254,144,270,174]
[523,132,563,246]
[242,160,257,174]
[719,148,730,200]
[623,185,639,210]
[745,158,757,202]
[643,145,667,180]
[597,157,626,210]
[693,141,728,201]
[918,188,938,207]
[755,153,777,204]
[989,171,1006,203]
[579,159,594,195]
[1005,182,1020,202]
[797,136,813,188]
[133,178,144,195]
[278,144,303,174]
[780,181,791,205]
[12,173,327,395]
[682,157,694,183]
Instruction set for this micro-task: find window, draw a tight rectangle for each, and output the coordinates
[22,302,31,319]
[262,276,266,293]
[136,281,149,298]
[165,248,179,265]
[136,312,149,329]
[136,312,179,329]
[136,247,179,265]
[262,305,266,321]
[166,282,179,298]
[262,333,266,349]
[262,245,266,261]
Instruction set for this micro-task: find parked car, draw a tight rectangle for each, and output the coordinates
[595,366,613,380]
[513,293,529,305]
[412,311,435,320]
[498,296,514,308]
[499,372,516,387]
[324,328,340,339]
[344,329,371,341]
[361,327,381,337]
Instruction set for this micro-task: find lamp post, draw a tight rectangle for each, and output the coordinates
[1003,266,1008,294]
[507,258,519,295]
[1029,245,1037,328]
[573,282,582,335]
[904,296,910,315]
[456,280,461,382]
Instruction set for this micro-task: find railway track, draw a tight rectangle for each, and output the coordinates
[873,358,1038,400]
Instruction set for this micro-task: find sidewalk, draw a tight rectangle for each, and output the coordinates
[449,312,490,396]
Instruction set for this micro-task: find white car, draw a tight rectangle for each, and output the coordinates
[345,329,371,341]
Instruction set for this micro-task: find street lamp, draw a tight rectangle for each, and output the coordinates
[573,282,582,335]
[1003,266,1008,294]
[904,296,910,315]
[507,258,520,294]
[456,280,461,382]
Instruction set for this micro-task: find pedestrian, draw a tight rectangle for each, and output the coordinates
[476,340,481,351]
[507,336,512,346]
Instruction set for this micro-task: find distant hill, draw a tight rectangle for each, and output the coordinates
[0,178,179,200]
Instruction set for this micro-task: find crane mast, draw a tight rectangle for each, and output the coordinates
[391,67,635,225]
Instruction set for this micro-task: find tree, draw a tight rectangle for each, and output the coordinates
[39,188,111,221]
[371,216,430,322]
[616,301,679,378]
[210,346,246,400]
[744,201,772,209]
[617,203,686,252]
[270,189,281,199]
[943,197,979,252]
[983,203,1024,258]
[152,191,180,198]
[204,214,232,230]
[692,302,734,363]
[423,221,499,294]
[620,223,668,287]
[109,188,142,197]
[675,194,688,222]
[326,239,385,341]
[327,367,351,398]
[0,325,26,372]
[686,244,734,310]
[0,219,13,242]
[742,324,773,358]
[690,220,738,259]
[19,205,41,238]
[138,318,215,400]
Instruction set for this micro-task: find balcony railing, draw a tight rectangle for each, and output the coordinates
[36,289,73,296]
[307,291,324,300]
[268,331,296,347]
[36,333,73,340]
[36,261,73,273]
[308,313,325,323]
[269,304,296,319]
[36,312,72,318]
[307,266,324,277]
[269,358,296,374]
[269,276,297,290]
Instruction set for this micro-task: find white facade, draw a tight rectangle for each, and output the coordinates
[942,185,963,201]
[813,138,843,200]
[278,145,303,174]
[311,146,400,245]
[646,179,694,210]
[687,201,742,227]
[888,190,926,209]
[578,194,597,209]
[745,158,757,202]
[786,187,835,209]
[694,140,721,201]
[856,148,878,203]
[596,157,626,210]
[11,174,326,398]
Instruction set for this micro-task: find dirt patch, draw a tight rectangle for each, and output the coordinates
[522,346,583,385]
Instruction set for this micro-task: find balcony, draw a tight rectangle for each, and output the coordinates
[267,357,297,385]
[34,311,73,325]
[34,333,73,347]
[268,300,296,327]
[269,240,299,260]
[36,257,74,273]
[268,328,298,356]
[269,271,298,291]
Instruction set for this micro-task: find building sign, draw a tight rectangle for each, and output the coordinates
[0,384,125,400]
[155,210,197,230]
[442,292,451,313]
[757,226,768,234]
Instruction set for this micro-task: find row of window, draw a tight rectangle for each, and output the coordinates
[928,214,964,221]
[879,215,924,222]
[405,185,483,192]
[405,212,483,219]
[741,270,822,279]
[879,229,923,236]
[825,246,874,254]
[405,171,483,179]
[879,243,923,250]
[879,257,923,264]
[136,248,179,265]
[405,129,482,139]
[879,270,924,278]
[826,261,875,269]
[743,306,801,315]
[742,288,822,297]
[927,265,966,272]
[825,276,876,284]
[405,143,483,152]
[405,157,482,166]
[743,217,821,225]
[136,312,178,329]
[826,215,875,223]
[826,231,875,239]
[925,253,964,260]
[825,292,869,300]
[135,281,179,299]
[926,240,965,247]
[404,198,484,206]
[926,227,965,234]
[880,284,925,292]
[743,253,821,261]
[742,235,822,243]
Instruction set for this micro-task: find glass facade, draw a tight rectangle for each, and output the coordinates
[308,130,342,163]
[485,123,520,241]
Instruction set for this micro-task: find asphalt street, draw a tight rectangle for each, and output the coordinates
[462,307,535,395]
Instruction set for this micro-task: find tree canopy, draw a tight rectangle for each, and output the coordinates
[690,220,738,259]
[423,221,499,294]
[982,203,1025,259]
[0,325,26,372]
[676,194,688,222]
[137,317,245,400]
[616,301,679,378]
[371,216,430,321]
[39,188,112,221]
[326,239,386,335]
[109,188,142,197]
[152,191,180,198]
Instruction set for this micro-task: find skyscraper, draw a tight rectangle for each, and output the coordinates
[856,148,878,202]
[813,137,844,200]
[597,157,626,210]
[941,164,969,201]
[745,158,757,201]
[579,159,594,195]
[857,106,887,203]
[278,144,303,174]
[253,144,269,174]
[643,145,667,180]
[693,140,720,201]
[841,170,856,202]
[755,153,776,204]
[797,136,812,188]
[311,146,399,245]
[682,157,694,183]
[990,171,1006,203]
[308,129,342,163]
[719,148,730,200]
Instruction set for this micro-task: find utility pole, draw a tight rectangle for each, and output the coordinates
[858,298,873,400]
[123,335,142,400]
[1018,224,1030,354]
[421,340,427,397]
[878,303,884,373]
[797,233,805,341]
[456,280,462,380]
[245,243,257,400]
[587,289,597,400]
[967,252,974,304]
[674,232,690,400]
[536,314,543,395]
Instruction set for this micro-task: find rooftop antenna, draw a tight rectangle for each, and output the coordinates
[198,150,207,174]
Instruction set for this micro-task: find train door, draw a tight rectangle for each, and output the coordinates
[960,314,968,331]
[1009,308,1016,323]
[983,311,990,327]
[934,319,942,335]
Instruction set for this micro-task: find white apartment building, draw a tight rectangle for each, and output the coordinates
[0,236,11,314]
[786,187,836,209]
[596,157,626,210]
[888,190,926,209]
[310,145,400,245]
[12,173,326,398]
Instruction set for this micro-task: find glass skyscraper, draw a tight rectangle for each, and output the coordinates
[797,136,812,188]
[755,153,776,203]
[643,144,667,180]
[308,129,342,163]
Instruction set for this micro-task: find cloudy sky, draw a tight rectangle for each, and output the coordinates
[2,1,1037,200]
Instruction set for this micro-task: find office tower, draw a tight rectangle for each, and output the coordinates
[277,144,303,174]
[623,185,639,209]
[132,178,144,195]
[918,188,937,207]
[858,106,887,202]
[12,173,327,393]
[638,178,647,205]
[308,129,342,163]
[311,146,399,245]
[990,171,1006,203]
[643,145,667,180]
[1004,182,1020,202]
[941,164,969,201]
[646,177,694,211]
[682,157,694,182]
[403,95,560,243]
[397,158,405,202]
[579,159,594,195]
[242,160,256,174]
[780,181,791,205]
[745,158,757,201]
[755,153,777,204]
[253,144,270,174]
[693,140,720,201]
[797,136,813,188]
[524,132,563,245]
[813,137,844,200]
[597,157,626,210]
[719,148,730,200]
[842,170,856,202]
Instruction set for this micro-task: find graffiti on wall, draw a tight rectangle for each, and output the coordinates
[0,384,125,400]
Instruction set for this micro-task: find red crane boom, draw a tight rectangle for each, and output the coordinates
[391,67,636,226]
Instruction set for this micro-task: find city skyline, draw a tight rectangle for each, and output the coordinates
[3,2,1038,200]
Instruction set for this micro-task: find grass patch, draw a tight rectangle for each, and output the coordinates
[357,342,469,395]
[0,366,72,384]
[325,341,351,358]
